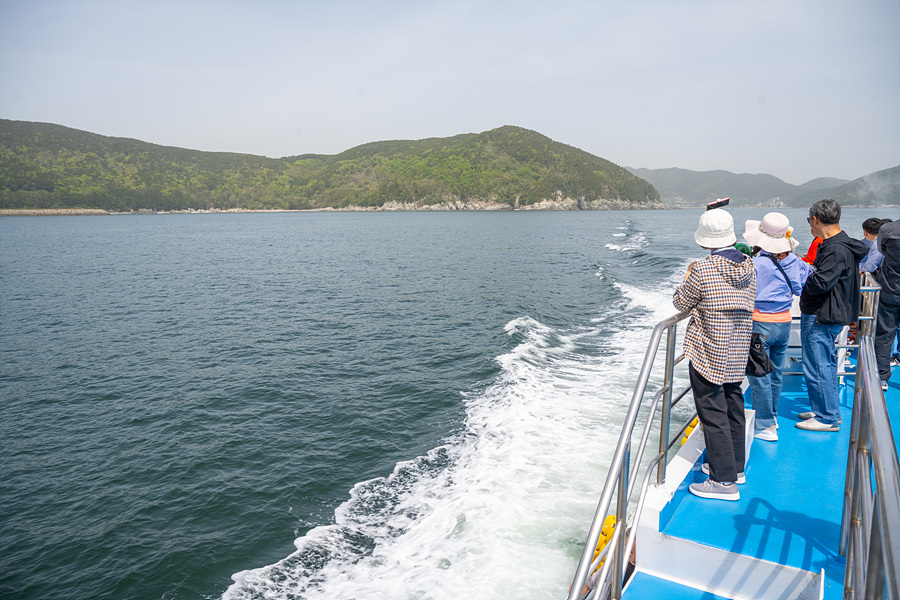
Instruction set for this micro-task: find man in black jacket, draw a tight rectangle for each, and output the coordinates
[875,219,900,390]
[798,199,869,432]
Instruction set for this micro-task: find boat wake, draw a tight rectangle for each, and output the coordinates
[222,258,692,600]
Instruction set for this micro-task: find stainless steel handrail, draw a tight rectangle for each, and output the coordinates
[565,310,691,600]
[567,272,896,600]
[840,274,899,600]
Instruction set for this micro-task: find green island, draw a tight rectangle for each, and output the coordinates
[0,120,663,213]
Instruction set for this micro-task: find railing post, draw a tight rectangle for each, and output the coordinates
[842,363,864,558]
[612,442,630,600]
[657,324,677,485]
[864,506,886,600]
[841,274,879,559]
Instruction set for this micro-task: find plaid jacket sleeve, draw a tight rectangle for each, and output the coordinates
[673,257,755,384]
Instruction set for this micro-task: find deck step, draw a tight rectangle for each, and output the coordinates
[631,401,829,599]
[623,571,732,599]
[636,532,823,600]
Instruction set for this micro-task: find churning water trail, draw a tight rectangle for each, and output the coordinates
[222,219,693,600]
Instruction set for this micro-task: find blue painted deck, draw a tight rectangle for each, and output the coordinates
[623,571,732,599]
[647,361,900,600]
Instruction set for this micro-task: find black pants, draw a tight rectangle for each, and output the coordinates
[689,363,746,484]
[875,295,900,382]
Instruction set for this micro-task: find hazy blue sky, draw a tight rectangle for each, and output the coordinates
[1,0,897,185]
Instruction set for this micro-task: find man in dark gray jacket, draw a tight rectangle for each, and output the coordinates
[875,219,900,390]
[798,199,869,432]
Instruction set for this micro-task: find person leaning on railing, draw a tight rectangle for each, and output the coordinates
[874,219,900,392]
[673,208,756,502]
[741,213,811,443]
[859,217,891,275]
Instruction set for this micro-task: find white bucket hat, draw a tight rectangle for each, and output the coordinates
[742,212,798,254]
[694,208,736,248]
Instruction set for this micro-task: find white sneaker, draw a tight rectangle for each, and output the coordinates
[799,411,841,424]
[754,425,778,442]
[701,462,745,484]
[689,479,740,501]
[795,417,839,432]
[882,380,889,391]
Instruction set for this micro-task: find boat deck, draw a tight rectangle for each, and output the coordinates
[624,360,900,600]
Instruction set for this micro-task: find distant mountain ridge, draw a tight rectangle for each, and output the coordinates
[0,120,662,212]
[800,177,850,190]
[627,166,898,208]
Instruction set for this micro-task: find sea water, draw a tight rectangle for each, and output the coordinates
[0,207,879,600]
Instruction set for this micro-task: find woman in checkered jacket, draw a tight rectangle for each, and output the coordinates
[673,209,756,501]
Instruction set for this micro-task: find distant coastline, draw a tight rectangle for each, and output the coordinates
[1,208,112,216]
[0,197,668,216]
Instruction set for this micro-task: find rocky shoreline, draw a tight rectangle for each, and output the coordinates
[1,197,667,216]
[0,208,112,216]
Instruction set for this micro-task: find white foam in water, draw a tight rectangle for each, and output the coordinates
[223,268,685,600]
[604,231,647,253]
[614,256,695,313]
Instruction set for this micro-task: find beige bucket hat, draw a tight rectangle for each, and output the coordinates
[694,208,737,248]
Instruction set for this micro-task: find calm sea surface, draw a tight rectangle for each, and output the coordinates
[0,208,886,600]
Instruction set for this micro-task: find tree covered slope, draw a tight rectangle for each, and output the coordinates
[0,120,661,211]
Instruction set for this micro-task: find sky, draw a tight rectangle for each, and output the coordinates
[0,0,898,185]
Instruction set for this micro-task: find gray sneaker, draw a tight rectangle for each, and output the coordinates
[689,479,740,501]
[701,462,745,484]
[795,418,839,432]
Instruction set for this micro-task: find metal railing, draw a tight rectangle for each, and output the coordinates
[782,274,880,378]
[565,310,694,600]
[566,273,898,600]
[840,275,900,600]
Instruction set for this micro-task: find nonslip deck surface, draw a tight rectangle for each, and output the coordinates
[623,571,732,600]
[660,362,899,600]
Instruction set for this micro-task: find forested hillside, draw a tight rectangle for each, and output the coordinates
[628,165,898,207]
[0,120,661,212]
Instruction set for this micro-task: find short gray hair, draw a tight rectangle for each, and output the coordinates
[809,199,841,225]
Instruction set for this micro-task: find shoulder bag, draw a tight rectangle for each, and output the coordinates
[746,332,775,377]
